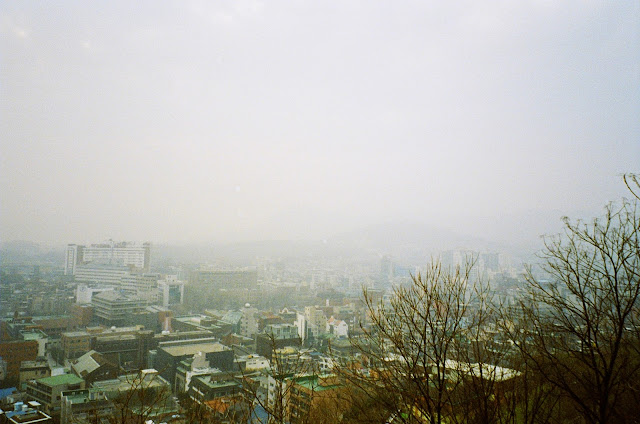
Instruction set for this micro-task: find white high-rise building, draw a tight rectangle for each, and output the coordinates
[304,306,327,338]
[73,264,131,286]
[158,276,185,307]
[65,241,150,275]
[120,273,160,295]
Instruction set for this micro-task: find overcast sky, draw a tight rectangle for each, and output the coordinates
[1,1,638,245]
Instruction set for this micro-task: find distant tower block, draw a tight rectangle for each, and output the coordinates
[65,241,151,275]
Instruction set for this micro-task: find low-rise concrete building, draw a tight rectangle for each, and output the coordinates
[90,369,177,423]
[60,325,149,362]
[154,339,234,390]
[286,374,345,424]
[0,400,52,424]
[256,324,301,359]
[91,291,146,327]
[188,373,242,403]
[70,351,118,386]
[174,352,220,394]
[18,360,50,390]
[60,389,114,424]
[25,374,85,419]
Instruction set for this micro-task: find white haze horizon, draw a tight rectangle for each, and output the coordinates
[2,2,638,248]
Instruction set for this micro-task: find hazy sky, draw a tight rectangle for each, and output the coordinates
[2,1,639,245]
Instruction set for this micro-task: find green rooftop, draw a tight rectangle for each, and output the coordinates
[36,373,84,386]
[291,374,341,392]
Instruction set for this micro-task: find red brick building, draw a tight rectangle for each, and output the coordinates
[0,340,38,386]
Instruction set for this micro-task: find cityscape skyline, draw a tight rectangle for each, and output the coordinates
[1,3,638,420]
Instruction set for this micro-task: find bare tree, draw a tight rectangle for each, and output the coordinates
[107,369,176,424]
[241,330,319,424]
[510,175,640,424]
[336,259,510,424]
[497,306,561,424]
[451,287,523,424]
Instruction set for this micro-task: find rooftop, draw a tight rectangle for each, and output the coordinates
[92,291,136,302]
[193,375,240,389]
[32,373,84,387]
[19,331,47,341]
[60,389,108,404]
[159,341,230,357]
[71,350,112,377]
[444,360,520,382]
[290,374,341,392]
[63,326,145,338]
[20,360,49,370]
[91,370,168,394]
[4,409,52,423]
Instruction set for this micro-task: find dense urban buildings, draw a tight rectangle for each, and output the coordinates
[3,212,635,424]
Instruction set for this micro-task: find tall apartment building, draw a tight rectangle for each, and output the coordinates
[158,276,185,307]
[74,270,161,301]
[304,306,327,339]
[73,264,131,286]
[240,305,258,338]
[65,241,150,275]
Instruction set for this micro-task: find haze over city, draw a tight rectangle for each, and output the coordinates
[2,1,638,246]
[2,4,640,424]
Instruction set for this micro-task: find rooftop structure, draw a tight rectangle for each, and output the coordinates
[0,401,52,424]
[158,340,230,357]
[90,369,169,398]
[60,389,114,424]
[175,352,221,394]
[443,360,520,382]
[188,373,241,403]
